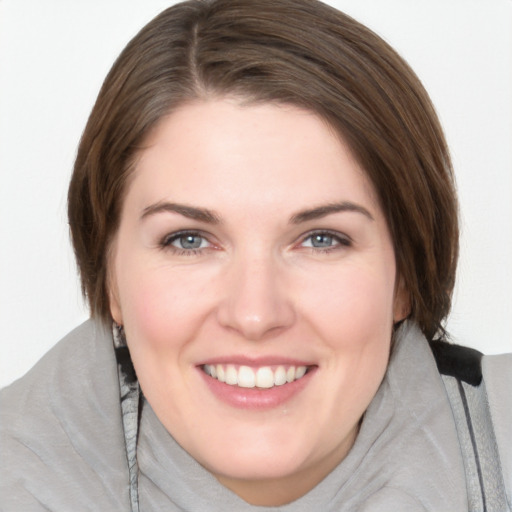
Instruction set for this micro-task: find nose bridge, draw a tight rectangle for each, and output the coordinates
[216,248,295,340]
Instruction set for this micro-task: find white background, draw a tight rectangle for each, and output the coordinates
[1,0,511,388]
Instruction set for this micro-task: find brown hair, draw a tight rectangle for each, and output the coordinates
[68,0,458,341]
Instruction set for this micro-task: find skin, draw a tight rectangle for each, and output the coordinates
[109,98,409,506]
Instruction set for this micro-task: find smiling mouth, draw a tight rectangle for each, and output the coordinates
[202,364,311,389]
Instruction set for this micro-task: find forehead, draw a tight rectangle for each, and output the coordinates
[125,98,379,217]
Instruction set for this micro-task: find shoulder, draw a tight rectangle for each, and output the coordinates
[3,320,108,390]
[1,319,116,423]
[482,352,512,394]
[0,320,130,510]
[430,340,512,508]
[482,352,512,507]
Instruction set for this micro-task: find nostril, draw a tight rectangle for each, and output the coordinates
[216,296,295,341]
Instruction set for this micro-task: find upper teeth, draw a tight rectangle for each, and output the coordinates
[203,364,308,389]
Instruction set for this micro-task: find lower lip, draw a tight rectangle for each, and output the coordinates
[198,368,315,410]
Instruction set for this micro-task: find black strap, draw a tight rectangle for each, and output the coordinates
[430,339,483,386]
[433,341,509,511]
[114,325,141,512]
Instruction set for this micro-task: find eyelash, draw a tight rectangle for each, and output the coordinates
[159,229,352,256]
[299,230,352,253]
[159,230,212,256]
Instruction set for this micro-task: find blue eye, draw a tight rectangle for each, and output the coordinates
[162,231,210,252]
[301,231,350,250]
[309,233,335,248]
[174,234,206,249]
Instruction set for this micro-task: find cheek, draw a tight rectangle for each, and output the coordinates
[313,263,395,410]
[117,263,216,352]
[300,261,396,345]
[116,267,214,404]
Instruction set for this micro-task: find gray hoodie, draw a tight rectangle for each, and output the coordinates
[1,320,510,511]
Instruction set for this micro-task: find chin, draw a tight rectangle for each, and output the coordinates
[210,454,307,482]
[193,429,317,480]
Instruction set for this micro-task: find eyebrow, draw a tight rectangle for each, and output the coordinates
[141,202,222,224]
[290,201,374,223]
[141,200,373,225]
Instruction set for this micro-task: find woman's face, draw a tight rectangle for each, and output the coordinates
[109,98,408,504]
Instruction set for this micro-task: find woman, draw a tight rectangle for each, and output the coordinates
[1,0,510,510]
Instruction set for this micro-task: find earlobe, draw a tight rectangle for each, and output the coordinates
[106,240,123,325]
[108,272,123,325]
[393,277,411,323]
[109,292,123,325]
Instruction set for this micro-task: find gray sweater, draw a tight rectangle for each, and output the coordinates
[1,320,510,511]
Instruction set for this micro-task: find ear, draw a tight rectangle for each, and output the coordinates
[109,283,123,325]
[107,264,123,325]
[393,276,411,323]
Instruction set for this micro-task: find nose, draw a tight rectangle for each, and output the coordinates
[216,254,295,341]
